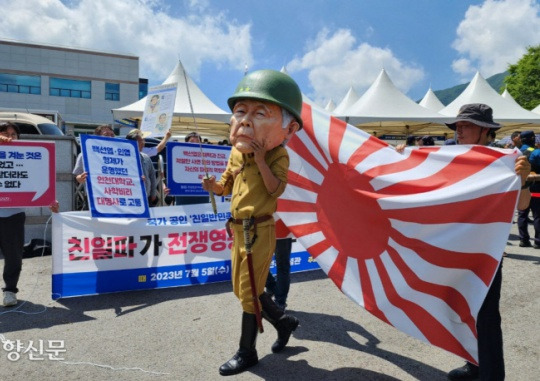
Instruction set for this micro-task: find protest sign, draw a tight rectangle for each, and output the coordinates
[81,135,149,218]
[51,203,318,298]
[0,141,55,207]
[166,142,230,196]
[140,83,177,137]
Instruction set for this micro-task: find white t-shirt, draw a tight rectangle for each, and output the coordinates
[142,146,158,157]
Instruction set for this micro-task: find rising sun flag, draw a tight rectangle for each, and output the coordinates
[277,103,521,364]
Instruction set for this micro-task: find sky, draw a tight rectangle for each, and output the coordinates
[1,0,539,111]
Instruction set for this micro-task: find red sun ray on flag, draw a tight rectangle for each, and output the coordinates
[277,103,521,364]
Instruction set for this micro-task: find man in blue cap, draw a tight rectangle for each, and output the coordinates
[517,130,540,248]
[519,130,536,156]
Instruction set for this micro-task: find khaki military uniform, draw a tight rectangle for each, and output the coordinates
[218,146,288,313]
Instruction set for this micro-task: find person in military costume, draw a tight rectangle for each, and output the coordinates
[202,69,302,376]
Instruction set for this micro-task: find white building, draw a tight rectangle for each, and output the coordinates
[0,39,146,134]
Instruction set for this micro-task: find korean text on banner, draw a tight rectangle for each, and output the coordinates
[0,141,55,207]
[51,203,320,299]
[81,135,149,218]
[167,142,231,196]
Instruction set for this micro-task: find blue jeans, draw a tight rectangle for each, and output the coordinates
[265,238,292,306]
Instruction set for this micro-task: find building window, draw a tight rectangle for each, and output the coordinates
[49,77,91,99]
[139,78,148,99]
[0,73,41,95]
[105,82,120,101]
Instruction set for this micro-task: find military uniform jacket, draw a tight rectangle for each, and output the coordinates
[218,146,289,225]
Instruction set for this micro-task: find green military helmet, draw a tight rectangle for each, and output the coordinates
[228,69,303,129]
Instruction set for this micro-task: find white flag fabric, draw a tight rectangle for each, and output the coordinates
[277,103,520,364]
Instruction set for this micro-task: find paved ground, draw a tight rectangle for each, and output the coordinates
[0,220,539,381]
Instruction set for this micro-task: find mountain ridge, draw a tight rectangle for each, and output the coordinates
[431,72,508,106]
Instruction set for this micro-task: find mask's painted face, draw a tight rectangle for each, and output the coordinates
[229,99,297,154]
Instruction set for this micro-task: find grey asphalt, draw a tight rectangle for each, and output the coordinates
[0,219,538,381]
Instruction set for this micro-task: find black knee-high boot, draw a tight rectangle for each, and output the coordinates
[219,312,259,376]
[259,292,299,353]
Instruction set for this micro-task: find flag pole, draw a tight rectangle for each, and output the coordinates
[181,61,218,214]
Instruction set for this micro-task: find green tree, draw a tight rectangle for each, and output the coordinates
[504,45,540,110]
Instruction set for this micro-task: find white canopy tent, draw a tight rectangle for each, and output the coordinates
[342,69,451,136]
[501,88,521,107]
[533,103,540,115]
[112,60,231,141]
[324,99,336,113]
[440,72,540,134]
[333,86,359,116]
[280,66,326,113]
[419,88,445,112]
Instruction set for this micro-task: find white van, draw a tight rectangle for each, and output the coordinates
[0,111,64,136]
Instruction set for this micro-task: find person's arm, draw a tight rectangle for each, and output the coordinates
[395,143,406,153]
[252,140,282,194]
[148,158,158,200]
[72,153,87,183]
[49,200,60,213]
[75,172,88,184]
[155,130,172,153]
[202,175,224,196]
[516,155,531,210]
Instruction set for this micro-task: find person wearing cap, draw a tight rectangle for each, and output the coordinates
[445,104,531,381]
[519,130,536,156]
[202,69,302,376]
[516,130,540,248]
[125,129,158,206]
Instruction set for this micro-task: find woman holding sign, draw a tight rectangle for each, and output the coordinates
[0,122,25,307]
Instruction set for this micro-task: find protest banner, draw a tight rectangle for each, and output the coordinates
[0,141,55,207]
[166,142,231,196]
[81,135,149,218]
[51,203,318,299]
[140,83,177,137]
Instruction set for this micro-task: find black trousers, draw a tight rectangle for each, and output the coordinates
[265,238,293,306]
[517,196,540,244]
[0,212,26,293]
[475,262,505,380]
